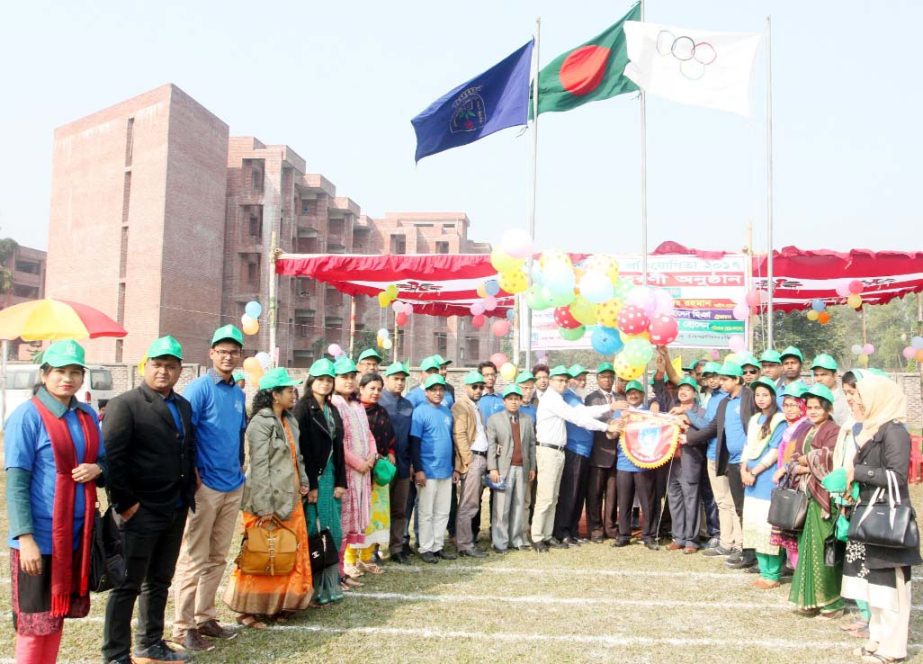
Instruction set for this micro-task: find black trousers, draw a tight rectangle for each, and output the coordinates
[553,450,591,541]
[616,470,657,541]
[676,447,704,547]
[654,464,671,537]
[586,464,618,539]
[102,506,187,660]
[726,462,744,521]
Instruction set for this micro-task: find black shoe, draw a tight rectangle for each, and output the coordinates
[107,658,133,664]
[611,538,630,548]
[391,551,412,564]
[562,537,581,547]
[702,545,732,557]
[644,539,660,551]
[590,536,605,544]
[434,549,457,560]
[133,640,191,662]
[491,546,509,555]
[420,551,439,564]
[725,549,743,565]
[545,537,569,549]
[744,563,760,573]
[459,547,487,558]
[533,541,549,553]
[727,554,756,570]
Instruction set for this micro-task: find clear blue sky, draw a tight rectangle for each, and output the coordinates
[1,0,919,256]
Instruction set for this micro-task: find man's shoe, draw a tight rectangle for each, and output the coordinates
[666,541,684,551]
[562,537,581,547]
[545,537,569,549]
[491,546,509,555]
[611,537,630,548]
[643,539,660,551]
[590,535,605,544]
[683,546,699,554]
[725,549,743,565]
[133,640,192,662]
[744,562,760,573]
[705,536,720,549]
[702,545,732,557]
[518,544,532,551]
[420,551,439,564]
[434,549,457,560]
[197,619,238,640]
[181,629,215,652]
[532,541,549,553]
[459,547,487,558]
[107,658,134,664]
[391,551,412,564]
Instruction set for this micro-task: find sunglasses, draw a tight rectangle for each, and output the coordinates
[470,384,485,390]
[743,368,760,375]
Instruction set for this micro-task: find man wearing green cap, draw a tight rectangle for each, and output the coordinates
[810,354,849,425]
[477,360,504,422]
[738,354,762,387]
[357,348,383,375]
[172,326,246,649]
[759,350,784,388]
[451,371,489,557]
[379,362,414,563]
[779,346,804,387]
[434,354,456,401]
[586,362,622,542]
[407,357,454,410]
[103,336,197,664]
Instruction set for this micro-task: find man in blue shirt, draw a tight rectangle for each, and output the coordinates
[406,356,454,409]
[410,375,456,564]
[380,362,414,564]
[172,325,246,651]
[477,360,505,423]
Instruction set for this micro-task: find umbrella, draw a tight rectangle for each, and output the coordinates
[0,298,127,341]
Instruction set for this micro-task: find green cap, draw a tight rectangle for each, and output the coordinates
[147,335,183,361]
[738,353,760,369]
[420,356,442,373]
[549,365,570,377]
[718,361,743,378]
[782,382,808,399]
[357,348,383,362]
[41,340,87,368]
[333,357,357,375]
[677,376,700,393]
[309,358,336,378]
[423,374,446,389]
[211,324,243,347]
[810,353,838,372]
[463,370,485,385]
[432,353,452,366]
[258,367,300,391]
[759,350,782,364]
[232,369,246,382]
[702,361,722,375]
[384,361,410,377]
[625,380,644,394]
[804,383,835,405]
[502,384,523,398]
[751,377,778,394]
[568,363,589,378]
[867,368,888,378]
[780,346,804,363]
[596,362,615,375]
[515,370,535,384]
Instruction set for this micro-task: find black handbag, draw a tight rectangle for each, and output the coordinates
[90,505,126,593]
[767,475,809,531]
[848,470,920,549]
[305,505,339,576]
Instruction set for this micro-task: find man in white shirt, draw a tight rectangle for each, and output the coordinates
[531,365,619,551]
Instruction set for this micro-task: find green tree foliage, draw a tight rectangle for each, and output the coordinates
[0,237,18,295]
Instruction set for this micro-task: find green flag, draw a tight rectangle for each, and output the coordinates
[537,3,640,115]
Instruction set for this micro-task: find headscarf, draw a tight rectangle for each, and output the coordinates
[855,374,906,447]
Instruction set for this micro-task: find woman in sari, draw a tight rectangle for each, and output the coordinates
[224,368,312,628]
[787,384,844,618]
[842,373,921,663]
[294,359,347,605]
[740,378,787,588]
[770,383,812,569]
[359,372,396,563]
[330,357,377,581]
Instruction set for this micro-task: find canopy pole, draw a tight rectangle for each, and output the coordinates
[348,296,357,358]
[640,0,649,287]
[765,15,775,349]
[523,17,541,371]
[745,220,754,351]
[268,231,279,367]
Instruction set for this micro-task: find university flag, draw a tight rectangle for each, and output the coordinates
[536,3,641,115]
[411,40,534,162]
[623,21,761,116]
[618,411,681,469]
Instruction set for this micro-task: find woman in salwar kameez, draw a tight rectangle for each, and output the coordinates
[359,373,396,562]
[770,383,812,569]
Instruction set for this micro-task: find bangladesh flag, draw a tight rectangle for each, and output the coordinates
[537,3,641,115]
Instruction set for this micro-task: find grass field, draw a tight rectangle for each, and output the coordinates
[1,446,921,663]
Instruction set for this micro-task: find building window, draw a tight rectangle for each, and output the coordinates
[14,260,40,274]
[251,166,263,193]
[125,117,134,167]
[434,332,448,357]
[301,198,316,215]
[248,210,262,238]
[390,235,406,254]
[436,241,449,254]
[243,255,261,287]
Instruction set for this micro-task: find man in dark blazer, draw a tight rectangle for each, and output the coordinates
[585,362,622,542]
[102,336,197,664]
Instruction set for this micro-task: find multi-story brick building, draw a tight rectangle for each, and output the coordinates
[2,244,46,307]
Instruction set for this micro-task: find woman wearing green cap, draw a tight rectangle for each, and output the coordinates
[224,367,312,628]
[358,372,396,564]
[5,340,105,664]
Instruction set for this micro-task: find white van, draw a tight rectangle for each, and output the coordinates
[2,363,116,426]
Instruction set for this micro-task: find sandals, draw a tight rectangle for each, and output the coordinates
[853,646,904,663]
[815,608,845,621]
[343,565,365,579]
[841,620,869,632]
[236,614,268,630]
[342,576,363,588]
[357,560,384,575]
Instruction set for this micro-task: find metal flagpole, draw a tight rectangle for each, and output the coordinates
[523,17,541,371]
[640,1,649,287]
[765,16,775,349]
[268,231,278,367]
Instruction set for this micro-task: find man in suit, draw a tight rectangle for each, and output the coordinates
[102,337,198,664]
[452,370,488,558]
[585,362,621,542]
[487,385,536,552]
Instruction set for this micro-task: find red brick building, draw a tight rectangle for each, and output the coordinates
[2,244,46,307]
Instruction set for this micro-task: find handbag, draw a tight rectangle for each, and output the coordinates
[373,457,397,486]
[848,469,920,549]
[236,515,298,576]
[306,508,340,576]
[90,505,126,593]
[767,474,809,531]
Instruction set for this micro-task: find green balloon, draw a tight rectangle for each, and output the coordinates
[526,284,551,311]
[547,289,576,308]
[559,325,586,341]
[570,296,598,326]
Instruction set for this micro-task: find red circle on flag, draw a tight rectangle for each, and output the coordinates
[559,45,611,96]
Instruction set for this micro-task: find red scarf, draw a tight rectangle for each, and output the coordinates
[31,397,99,617]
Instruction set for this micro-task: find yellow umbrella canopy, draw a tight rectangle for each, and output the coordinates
[0,298,127,341]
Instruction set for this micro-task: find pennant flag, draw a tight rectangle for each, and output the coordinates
[623,21,761,116]
[411,40,534,162]
[618,411,681,469]
[537,3,641,115]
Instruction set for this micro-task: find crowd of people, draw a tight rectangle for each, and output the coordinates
[4,327,919,664]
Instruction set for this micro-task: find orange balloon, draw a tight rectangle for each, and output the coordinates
[916,349,923,363]
[243,318,260,335]
[817,312,830,325]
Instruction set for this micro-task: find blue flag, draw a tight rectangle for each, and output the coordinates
[412,40,534,162]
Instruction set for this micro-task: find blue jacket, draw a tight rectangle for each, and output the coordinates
[563,390,594,458]
[380,389,413,479]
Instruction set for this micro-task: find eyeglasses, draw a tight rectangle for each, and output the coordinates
[782,403,802,408]
[743,369,760,375]
[470,385,485,390]
[213,349,241,358]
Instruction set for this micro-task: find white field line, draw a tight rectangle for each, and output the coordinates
[386,564,750,580]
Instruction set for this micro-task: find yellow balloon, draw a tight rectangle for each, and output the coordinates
[476,284,488,298]
[386,284,399,299]
[614,354,644,381]
[847,293,862,309]
[491,249,524,273]
[595,300,622,327]
[500,362,517,381]
[499,270,529,294]
[585,254,620,284]
[806,309,820,321]
[378,292,391,308]
[539,249,572,270]
[242,318,260,335]
[570,296,598,326]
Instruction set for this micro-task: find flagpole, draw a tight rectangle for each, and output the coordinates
[765,15,775,349]
[523,17,541,371]
[639,0,649,286]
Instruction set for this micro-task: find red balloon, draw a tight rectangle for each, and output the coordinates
[745,290,763,307]
[554,306,581,329]
[848,279,863,295]
[618,305,651,336]
[649,314,678,346]
[491,319,510,337]
[471,314,486,329]
[395,312,408,326]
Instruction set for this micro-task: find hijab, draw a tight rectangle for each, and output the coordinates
[855,374,906,447]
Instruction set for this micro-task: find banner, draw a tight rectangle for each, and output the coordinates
[618,411,681,469]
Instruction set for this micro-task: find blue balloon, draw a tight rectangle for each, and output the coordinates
[485,280,501,296]
[591,326,623,356]
[811,299,826,312]
[245,300,263,319]
[506,308,515,321]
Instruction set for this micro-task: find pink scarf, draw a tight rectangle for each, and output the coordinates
[332,395,373,543]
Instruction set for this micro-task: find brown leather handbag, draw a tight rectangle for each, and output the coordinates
[236,515,298,576]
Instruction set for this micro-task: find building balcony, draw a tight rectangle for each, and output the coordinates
[296,214,319,238]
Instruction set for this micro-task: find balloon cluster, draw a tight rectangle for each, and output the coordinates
[242,351,272,383]
[241,300,262,336]
[377,284,399,308]
[327,343,345,359]
[732,289,766,321]
[390,300,414,327]
[902,336,923,363]
[490,352,517,382]
[835,280,864,309]
[377,328,393,351]
[806,298,831,325]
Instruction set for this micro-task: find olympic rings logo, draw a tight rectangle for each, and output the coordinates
[655,30,717,81]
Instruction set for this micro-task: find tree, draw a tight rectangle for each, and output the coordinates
[0,237,18,296]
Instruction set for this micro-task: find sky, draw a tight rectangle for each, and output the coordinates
[0,0,919,257]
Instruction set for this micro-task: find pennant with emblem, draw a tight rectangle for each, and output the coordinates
[618,411,681,469]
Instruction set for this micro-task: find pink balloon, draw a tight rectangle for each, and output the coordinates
[745,290,762,307]
[471,314,486,329]
[391,301,404,313]
[728,335,746,353]
[709,349,721,360]
[732,303,750,321]
[863,343,875,355]
[835,283,851,297]
[903,346,916,359]
[490,352,508,367]
[327,344,342,357]
[491,319,510,337]
[653,289,675,315]
[470,301,485,316]
[403,303,414,315]
[483,295,498,312]
[848,280,864,295]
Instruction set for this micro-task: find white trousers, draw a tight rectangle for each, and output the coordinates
[417,477,452,554]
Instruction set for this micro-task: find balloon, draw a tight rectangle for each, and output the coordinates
[490,249,523,273]
[491,319,510,337]
[618,305,650,335]
[614,354,645,380]
[857,353,869,367]
[835,283,851,297]
[653,289,675,315]
[525,285,552,311]
[745,290,762,308]
[476,283,488,298]
[709,349,721,360]
[559,325,585,341]
[806,310,820,321]
[569,296,598,326]
[499,269,529,295]
[245,300,262,319]
[847,293,862,309]
[381,338,393,350]
[242,318,260,336]
[732,303,750,321]
[506,308,515,320]
[543,261,576,296]
[621,330,651,343]
[241,313,255,327]
[902,346,916,360]
[242,357,262,375]
[916,349,923,363]
[553,306,581,329]
[500,228,534,258]
[471,314,486,329]
[547,289,575,308]
[490,353,508,368]
[539,250,572,270]
[578,271,614,304]
[470,301,485,316]
[499,362,517,381]
[626,287,657,318]
[255,352,272,370]
[396,312,408,326]
[392,301,404,313]
[622,338,654,365]
[611,279,635,303]
[818,312,830,325]
[863,343,875,355]
[484,280,501,297]
[912,336,923,350]
[483,296,498,312]
[811,299,826,312]
[584,254,620,284]
[327,343,343,357]
[377,328,390,339]
[595,300,622,327]
[403,303,414,315]
[728,334,746,353]
[591,326,623,355]
[649,314,679,346]
[378,292,391,308]
[848,280,863,295]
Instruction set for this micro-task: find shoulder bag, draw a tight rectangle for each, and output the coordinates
[236,515,298,576]
[767,473,809,531]
[90,504,126,593]
[848,469,920,549]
